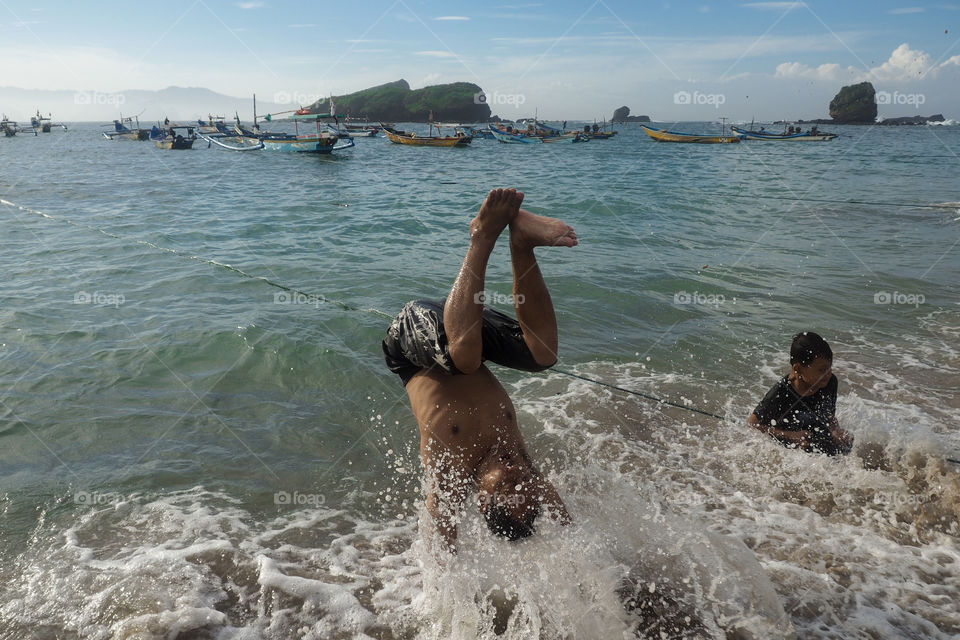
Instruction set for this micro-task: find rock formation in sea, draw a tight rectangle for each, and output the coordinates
[612,106,651,123]
[828,82,878,123]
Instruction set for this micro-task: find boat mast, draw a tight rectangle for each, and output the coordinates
[253,94,259,132]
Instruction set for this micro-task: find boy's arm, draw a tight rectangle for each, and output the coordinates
[748,412,813,449]
[828,416,854,451]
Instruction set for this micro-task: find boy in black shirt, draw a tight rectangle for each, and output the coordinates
[748,332,853,456]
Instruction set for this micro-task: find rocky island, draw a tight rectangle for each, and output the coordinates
[306,79,490,122]
[793,81,947,125]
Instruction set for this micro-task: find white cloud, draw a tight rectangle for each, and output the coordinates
[434,16,470,21]
[415,50,458,58]
[775,43,959,84]
[740,2,806,10]
[236,2,263,8]
[871,43,932,80]
[774,61,858,81]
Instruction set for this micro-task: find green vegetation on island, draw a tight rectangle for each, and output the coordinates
[308,79,491,122]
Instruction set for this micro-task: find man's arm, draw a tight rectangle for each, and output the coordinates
[537,479,571,525]
[425,488,463,554]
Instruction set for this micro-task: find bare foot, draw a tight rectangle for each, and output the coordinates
[509,208,578,249]
[470,189,524,243]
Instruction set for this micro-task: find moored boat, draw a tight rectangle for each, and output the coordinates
[489,123,586,144]
[1,115,18,137]
[730,125,837,141]
[489,123,542,144]
[252,112,355,154]
[381,123,472,147]
[151,124,197,149]
[640,125,740,144]
[102,116,150,141]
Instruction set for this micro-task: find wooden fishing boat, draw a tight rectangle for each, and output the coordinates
[247,112,355,154]
[102,116,150,141]
[640,125,740,144]
[30,110,56,133]
[1,115,17,137]
[582,120,617,140]
[489,123,585,144]
[151,124,197,149]
[730,125,837,141]
[381,123,471,147]
[489,124,542,144]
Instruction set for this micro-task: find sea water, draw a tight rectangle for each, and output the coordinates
[1,122,958,639]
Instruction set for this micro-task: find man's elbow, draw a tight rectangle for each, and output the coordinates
[448,346,482,374]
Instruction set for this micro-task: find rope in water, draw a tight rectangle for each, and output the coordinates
[4,197,959,463]
[0,198,392,321]
[716,193,960,211]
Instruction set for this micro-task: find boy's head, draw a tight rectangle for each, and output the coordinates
[790,332,834,395]
[790,331,832,366]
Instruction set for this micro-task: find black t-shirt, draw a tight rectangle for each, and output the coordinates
[753,374,838,430]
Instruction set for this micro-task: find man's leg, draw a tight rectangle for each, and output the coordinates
[508,209,578,367]
[443,188,524,374]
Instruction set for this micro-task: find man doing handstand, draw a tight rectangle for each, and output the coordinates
[383,188,576,552]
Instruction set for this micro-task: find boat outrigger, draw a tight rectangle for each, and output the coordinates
[640,124,740,144]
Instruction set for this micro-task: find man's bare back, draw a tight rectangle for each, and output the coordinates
[383,188,576,552]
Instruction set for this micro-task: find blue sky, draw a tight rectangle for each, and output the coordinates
[1,1,958,120]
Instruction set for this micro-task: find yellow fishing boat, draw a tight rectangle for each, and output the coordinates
[640,124,739,144]
[381,123,472,147]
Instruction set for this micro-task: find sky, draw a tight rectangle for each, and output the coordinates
[1,0,959,121]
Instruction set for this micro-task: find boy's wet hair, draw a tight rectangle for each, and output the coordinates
[482,503,541,541]
[790,331,833,365]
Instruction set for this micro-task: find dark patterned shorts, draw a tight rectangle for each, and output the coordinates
[382,299,549,385]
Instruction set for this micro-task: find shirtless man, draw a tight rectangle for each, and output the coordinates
[382,188,576,552]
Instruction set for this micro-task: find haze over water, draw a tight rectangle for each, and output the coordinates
[1,122,959,638]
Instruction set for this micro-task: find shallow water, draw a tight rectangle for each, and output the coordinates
[1,122,959,638]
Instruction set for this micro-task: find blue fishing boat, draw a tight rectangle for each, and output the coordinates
[489,123,585,144]
[731,125,836,141]
[102,115,150,141]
